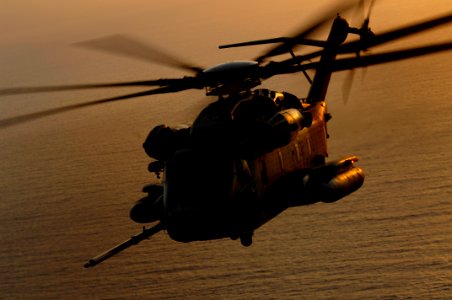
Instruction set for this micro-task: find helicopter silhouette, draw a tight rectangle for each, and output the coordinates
[0,0,451,268]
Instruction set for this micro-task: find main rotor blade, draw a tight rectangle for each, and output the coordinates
[338,12,452,54]
[220,37,292,49]
[274,12,452,69]
[0,86,194,128]
[263,41,452,78]
[332,41,452,71]
[255,0,362,61]
[0,78,196,96]
[219,37,327,49]
[75,34,204,74]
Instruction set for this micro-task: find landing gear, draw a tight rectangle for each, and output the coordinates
[240,232,253,247]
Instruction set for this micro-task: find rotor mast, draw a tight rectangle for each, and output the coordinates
[307,16,350,103]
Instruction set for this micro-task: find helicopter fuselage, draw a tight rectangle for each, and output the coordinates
[139,90,363,245]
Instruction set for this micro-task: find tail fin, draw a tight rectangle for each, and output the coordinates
[307,16,350,103]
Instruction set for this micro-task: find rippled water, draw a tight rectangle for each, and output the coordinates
[1,1,451,299]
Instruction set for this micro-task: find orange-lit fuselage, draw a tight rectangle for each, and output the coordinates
[164,100,329,243]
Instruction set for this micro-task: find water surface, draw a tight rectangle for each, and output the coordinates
[1,1,451,299]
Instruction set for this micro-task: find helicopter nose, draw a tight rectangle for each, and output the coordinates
[164,149,235,216]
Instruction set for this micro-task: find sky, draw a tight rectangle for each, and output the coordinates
[2,0,450,47]
[0,0,450,119]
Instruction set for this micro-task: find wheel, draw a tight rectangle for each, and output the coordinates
[240,232,253,247]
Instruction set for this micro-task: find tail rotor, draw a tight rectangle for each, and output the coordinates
[342,0,376,103]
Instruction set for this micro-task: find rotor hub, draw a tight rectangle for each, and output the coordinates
[202,61,261,96]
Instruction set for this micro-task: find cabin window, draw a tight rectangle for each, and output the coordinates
[261,160,268,187]
[278,151,284,171]
[295,143,301,162]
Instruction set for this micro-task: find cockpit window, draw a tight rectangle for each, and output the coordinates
[231,95,277,123]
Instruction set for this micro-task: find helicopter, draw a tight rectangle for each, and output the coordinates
[0,1,451,268]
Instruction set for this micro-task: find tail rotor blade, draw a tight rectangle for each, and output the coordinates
[342,69,355,104]
[339,12,452,54]
[366,0,376,20]
[361,0,376,31]
[351,0,365,28]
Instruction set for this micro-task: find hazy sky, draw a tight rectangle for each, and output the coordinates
[0,0,450,90]
[2,0,450,45]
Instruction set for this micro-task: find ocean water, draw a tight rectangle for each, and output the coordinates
[1,1,451,299]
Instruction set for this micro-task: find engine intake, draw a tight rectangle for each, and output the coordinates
[268,109,312,146]
[143,125,190,161]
